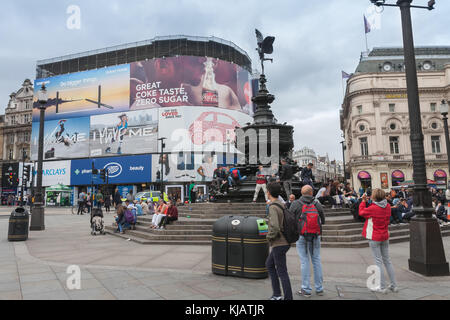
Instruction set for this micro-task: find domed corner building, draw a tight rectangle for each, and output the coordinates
[340,46,450,192]
[32,35,259,204]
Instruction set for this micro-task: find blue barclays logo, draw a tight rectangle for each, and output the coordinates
[43,168,67,176]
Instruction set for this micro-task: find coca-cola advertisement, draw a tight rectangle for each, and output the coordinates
[130,56,254,115]
[158,106,253,153]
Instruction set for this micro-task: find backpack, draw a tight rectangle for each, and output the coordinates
[125,209,135,224]
[299,203,322,239]
[231,169,239,179]
[270,203,299,244]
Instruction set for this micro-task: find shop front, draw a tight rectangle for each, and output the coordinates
[70,154,152,200]
[434,169,447,190]
[357,171,372,190]
[391,170,405,187]
[45,184,72,206]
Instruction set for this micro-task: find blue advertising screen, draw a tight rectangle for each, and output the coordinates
[71,154,152,185]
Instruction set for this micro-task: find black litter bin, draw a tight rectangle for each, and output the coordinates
[8,207,30,241]
[212,215,269,279]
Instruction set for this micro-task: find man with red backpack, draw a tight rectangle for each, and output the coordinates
[290,185,325,298]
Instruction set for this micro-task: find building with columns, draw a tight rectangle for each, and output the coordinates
[2,79,33,162]
[292,147,344,183]
[340,47,450,191]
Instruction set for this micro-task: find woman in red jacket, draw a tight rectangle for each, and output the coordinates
[359,188,398,294]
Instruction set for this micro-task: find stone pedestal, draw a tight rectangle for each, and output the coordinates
[408,217,449,276]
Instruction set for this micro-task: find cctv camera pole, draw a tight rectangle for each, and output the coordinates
[371,0,448,276]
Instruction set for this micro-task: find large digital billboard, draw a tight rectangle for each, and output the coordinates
[89,109,158,157]
[152,152,218,183]
[130,56,253,115]
[158,106,253,153]
[33,64,130,121]
[32,55,255,161]
[31,117,90,161]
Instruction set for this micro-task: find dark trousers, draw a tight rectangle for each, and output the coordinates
[390,208,403,223]
[159,216,178,228]
[403,211,415,221]
[77,201,85,215]
[266,245,293,300]
[318,196,333,205]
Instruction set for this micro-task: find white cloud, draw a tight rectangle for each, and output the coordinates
[0,0,449,160]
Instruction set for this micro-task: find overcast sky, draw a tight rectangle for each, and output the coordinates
[1,0,449,160]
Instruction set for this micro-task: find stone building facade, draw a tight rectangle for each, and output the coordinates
[292,147,344,183]
[340,47,450,191]
[1,79,33,166]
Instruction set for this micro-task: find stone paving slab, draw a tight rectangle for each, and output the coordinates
[1,210,450,300]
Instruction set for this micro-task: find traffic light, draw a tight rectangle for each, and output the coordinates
[100,169,106,182]
[92,162,98,175]
[8,173,13,185]
[23,165,31,181]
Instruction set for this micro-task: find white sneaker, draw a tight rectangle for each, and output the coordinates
[370,287,388,294]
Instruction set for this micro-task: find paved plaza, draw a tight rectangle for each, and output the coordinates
[0,206,450,300]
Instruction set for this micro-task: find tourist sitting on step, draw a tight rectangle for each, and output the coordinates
[141,200,149,215]
[435,199,449,226]
[114,205,126,234]
[151,200,168,229]
[228,166,247,190]
[134,200,143,216]
[158,200,179,230]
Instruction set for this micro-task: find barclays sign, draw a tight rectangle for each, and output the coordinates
[70,155,151,185]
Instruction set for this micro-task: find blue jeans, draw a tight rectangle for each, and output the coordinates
[115,217,124,232]
[296,236,323,294]
[266,245,293,300]
[368,240,397,289]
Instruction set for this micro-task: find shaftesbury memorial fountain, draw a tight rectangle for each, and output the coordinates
[213,29,301,202]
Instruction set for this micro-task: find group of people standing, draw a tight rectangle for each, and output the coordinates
[265,181,399,300]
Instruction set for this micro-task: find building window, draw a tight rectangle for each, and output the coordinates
[360,137,368,156]
[430,103,436,112]
[389,136,400,154]
[390,123,396,130]
[357,105,362,114]
[431,136,441,154]
[359,124,365,132]
[25,100,32,110]
[8,149,13,160]
[21,148,28,160]
[431,122,438,130]
[8,134,14,144]
[23,132,30,142]
[389,104,395,113]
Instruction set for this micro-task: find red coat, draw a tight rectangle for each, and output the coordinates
[359,201,391,242]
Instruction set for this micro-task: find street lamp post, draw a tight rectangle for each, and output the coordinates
[440,100,450,174]
[30,84,48,231]
[158,137,167,196]
[340,140,347,183]
[369,0,448,276]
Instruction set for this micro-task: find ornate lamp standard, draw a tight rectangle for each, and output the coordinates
[158,137,167,196]
[29,84,48,231]
[369,0,448,276]
[440,100,450,174]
